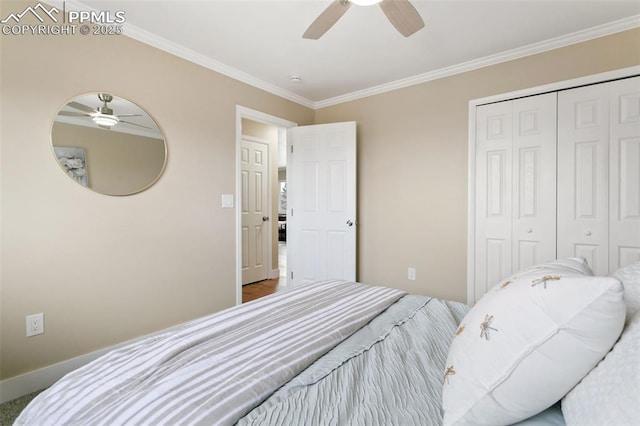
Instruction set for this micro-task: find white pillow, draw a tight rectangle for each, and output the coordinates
[561,313,640,425]
[561,261,640,425]
[513,256,595,277]
[612,261,640,324]
[442,258,625,425]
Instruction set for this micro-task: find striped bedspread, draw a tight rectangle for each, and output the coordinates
[16,280,405,426]
[238,295,469,425]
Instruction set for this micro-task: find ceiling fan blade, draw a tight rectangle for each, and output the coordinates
[58,111,90,117]
[379,0,424,37]
[303,0,351,40]
[116,114,143,118]
[67,101,95,113]
[120,120,154,130]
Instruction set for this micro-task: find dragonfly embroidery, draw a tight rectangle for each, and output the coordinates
[455,324,465,336]
[480,314,498,340]
[444,365,456,384]
[498,278,514,290]
[531,275,561,289]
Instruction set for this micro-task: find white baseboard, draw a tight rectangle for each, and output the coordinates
[0,347,107,404]
[0,317,198,404]
[270,269,280,279]
[0,333,152,404]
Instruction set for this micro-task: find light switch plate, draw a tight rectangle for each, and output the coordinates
[221,194,234,208]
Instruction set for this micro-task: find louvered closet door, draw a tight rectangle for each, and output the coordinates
[558,84,611,275]
[475,93,557,298]
[610,76,640,269]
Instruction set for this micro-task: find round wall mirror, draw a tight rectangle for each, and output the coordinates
[51,93,167,196]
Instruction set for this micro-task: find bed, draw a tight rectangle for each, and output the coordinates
[15,259,640,425]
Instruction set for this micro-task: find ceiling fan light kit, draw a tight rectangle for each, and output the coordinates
[92,113,119,127]
[303,0,424,40]
[62,93,149,131]
[350,0,382,6]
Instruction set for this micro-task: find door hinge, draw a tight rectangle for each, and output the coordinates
[291,208,294,217]
[291,145,294,153]
[290,271,294,279]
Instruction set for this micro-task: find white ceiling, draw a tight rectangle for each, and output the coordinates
[63,1,640,108]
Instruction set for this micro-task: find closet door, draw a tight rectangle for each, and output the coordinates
[610,76,640,269]
[475,101,513,297]
[475,93,557,298]
[558,84,611,275]
[512,94,557,271]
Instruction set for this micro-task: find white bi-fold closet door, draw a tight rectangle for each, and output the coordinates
[473,75,640,302]
[558,76,640,276]
[475,93,558,298]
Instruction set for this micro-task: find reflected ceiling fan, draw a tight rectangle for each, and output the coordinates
[303,0,424,40]
[59,93,148,130]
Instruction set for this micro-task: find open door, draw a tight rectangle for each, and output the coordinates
[287,122,357,286]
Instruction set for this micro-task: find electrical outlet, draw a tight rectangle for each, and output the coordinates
[408,267,416,281]
[26,313,44,337]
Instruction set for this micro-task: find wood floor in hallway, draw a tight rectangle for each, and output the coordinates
[242,278,284,303]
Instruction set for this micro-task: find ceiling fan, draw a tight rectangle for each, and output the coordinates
[59,93,147,130]
[303,0,425,40]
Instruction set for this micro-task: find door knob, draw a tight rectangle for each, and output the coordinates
[584,230,592,236]
[346,220,353,227]
[526,228,533,234]
[262,216,269,222]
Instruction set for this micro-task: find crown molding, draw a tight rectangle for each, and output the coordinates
[47,1,639,111]
[313,14,640,109]
[122,25,316,110]
[45,0,316,110]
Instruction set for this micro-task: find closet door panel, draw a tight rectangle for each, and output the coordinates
[558,84,610,275]
[512,93,557,270]
[610,76,640,270]
[475,101,513,296]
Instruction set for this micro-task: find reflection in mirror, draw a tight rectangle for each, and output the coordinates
[51,93,167,196]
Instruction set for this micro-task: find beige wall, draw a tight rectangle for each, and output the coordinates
[1,0,639,382]
[315,28,640,302]
[241,118,280,272]
[0,0,313,380]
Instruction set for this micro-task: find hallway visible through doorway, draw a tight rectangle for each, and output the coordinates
[242,243,286,303]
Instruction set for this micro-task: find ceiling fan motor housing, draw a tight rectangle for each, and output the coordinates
[97,105,114,116]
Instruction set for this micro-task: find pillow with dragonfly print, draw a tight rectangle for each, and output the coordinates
[442,258,625,425]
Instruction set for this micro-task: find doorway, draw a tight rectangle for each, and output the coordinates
[235,106,297,305]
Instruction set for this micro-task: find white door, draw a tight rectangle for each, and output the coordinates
[241,138,270,284]
[511,93,557,271]
[609,76,640,269]
[287,122,356,286]
[475,100,513,297]
[474,93,557,299]
[558,84,610,275]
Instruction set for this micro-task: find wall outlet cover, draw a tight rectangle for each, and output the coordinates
[26,313,44,337]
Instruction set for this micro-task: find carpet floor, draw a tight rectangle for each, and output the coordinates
[0,390,43,425]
